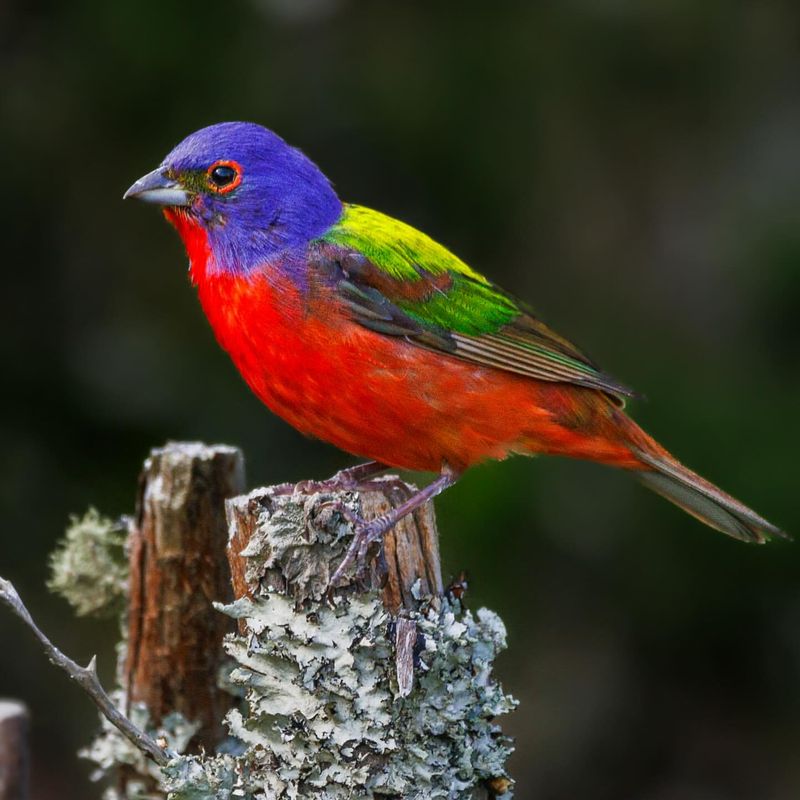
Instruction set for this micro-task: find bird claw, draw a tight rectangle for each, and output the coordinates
[319,499,362,527]
[321,500,392,587]
[288,465,457,591]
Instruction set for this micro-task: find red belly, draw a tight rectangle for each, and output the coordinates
[193,265,637,474]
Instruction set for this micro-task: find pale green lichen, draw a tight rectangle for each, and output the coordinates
[211,591,516,799]
[205,491,516,799]
[48,508,129,617]
[161,754,243,800]
[82,701,204,800]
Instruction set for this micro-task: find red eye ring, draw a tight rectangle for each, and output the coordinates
[207,160,242,194]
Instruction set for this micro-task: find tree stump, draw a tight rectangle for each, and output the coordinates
[222,479,515,798]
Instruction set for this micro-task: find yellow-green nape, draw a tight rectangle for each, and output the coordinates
[323,205,491,285]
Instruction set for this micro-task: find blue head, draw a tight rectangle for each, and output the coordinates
[125,122,343,275]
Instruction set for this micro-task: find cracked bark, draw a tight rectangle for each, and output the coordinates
[124,442,246,750]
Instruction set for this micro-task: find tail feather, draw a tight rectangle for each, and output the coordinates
[632,447,788,544]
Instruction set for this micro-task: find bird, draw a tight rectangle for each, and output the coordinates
[125,121,786,580]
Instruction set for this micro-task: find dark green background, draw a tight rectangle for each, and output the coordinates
[2,2,799,798]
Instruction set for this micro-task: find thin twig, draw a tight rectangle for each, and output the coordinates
[0,576,171,767]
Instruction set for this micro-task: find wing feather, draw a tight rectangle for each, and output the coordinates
[314,205,636,403]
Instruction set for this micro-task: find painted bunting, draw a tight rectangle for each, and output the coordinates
[125,122,785,578]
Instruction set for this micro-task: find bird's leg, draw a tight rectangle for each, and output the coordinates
[329,467,459,586]
[272,460,390,496]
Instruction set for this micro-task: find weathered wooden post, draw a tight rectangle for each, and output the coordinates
[125,442,246,750]
[0,701,29,800]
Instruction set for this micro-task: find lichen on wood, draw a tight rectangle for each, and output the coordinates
[193,485,516,799]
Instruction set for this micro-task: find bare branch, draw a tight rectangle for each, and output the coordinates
[0,576,171,767]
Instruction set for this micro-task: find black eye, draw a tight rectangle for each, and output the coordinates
[210,165,236,187]
[207,161,242,193]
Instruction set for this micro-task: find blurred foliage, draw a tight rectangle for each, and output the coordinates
[1,2,799,799]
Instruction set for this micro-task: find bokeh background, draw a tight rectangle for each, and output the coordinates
[2,2,799,798]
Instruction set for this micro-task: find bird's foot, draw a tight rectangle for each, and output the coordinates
[326,468,459,588]
[326,502,396,587]
[272,461,390,497]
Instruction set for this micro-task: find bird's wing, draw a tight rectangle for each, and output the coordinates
[313,204,635,403]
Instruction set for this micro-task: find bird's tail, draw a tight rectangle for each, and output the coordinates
[627,434,787,544]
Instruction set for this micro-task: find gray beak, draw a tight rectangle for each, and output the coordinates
[123,168,191,206]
